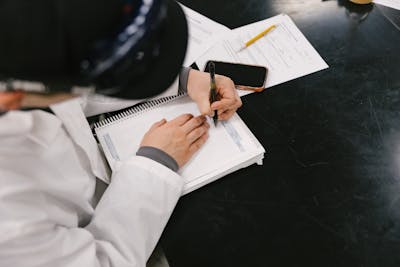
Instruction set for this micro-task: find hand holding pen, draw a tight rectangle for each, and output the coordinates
[186,69,242,123]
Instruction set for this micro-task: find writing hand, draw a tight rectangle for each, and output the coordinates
[187,69,242,121]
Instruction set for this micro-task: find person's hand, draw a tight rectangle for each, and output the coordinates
[187,69,242,121]
[0,91,24,110]
[140,114,210,168]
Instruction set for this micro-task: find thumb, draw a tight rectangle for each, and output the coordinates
[197,99,213,116]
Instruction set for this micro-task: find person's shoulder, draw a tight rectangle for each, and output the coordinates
[0,110,62,147]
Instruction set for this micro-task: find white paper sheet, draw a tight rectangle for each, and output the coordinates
[196,14,329,96]
[374,0,400,10]
[179,3,230,67]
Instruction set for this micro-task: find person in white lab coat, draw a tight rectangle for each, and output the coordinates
[0,1,242,267]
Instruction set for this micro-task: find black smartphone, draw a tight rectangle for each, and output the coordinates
[204,60,268,92]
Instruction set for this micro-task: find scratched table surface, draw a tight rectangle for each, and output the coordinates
[161,1,400,266]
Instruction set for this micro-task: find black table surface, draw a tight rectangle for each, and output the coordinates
[161,1,400,266]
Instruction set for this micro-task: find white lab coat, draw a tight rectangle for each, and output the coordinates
[0,98,183,267]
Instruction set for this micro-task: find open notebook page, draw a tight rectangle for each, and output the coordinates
[95,95,265,194]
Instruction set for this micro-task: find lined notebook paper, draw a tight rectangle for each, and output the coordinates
[94,94,265,195]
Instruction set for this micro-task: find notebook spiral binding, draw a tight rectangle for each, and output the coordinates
[93,92,187,129]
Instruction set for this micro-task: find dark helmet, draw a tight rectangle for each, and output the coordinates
[0,0,188,99]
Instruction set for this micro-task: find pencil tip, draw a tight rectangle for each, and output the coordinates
[237,46,245,53]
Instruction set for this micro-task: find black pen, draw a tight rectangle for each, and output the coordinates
[208,61,218,126]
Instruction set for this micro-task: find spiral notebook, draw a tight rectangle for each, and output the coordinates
[94,93,265,195]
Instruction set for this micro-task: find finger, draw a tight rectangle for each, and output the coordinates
[211,98,241,112]
[217,86,237,100]
[189,132,209,154]
[186,121,210,143]
[215,75,234,90]
[217,84,239,100]
[181,115,207,134]
[218,109,236,121]
[149,118,167,130]
[170,113,194,126]
[196,97,213,116]
[216,81,241,101]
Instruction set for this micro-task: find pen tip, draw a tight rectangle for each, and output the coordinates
[209,61,215,72]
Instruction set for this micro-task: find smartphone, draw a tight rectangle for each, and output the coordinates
[204,61,268,92]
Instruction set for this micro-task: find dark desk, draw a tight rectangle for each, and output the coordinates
[162,1,400,266]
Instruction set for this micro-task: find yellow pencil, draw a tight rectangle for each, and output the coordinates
[238,24,276,52]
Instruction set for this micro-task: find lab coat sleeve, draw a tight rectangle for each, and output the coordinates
[85,155,184,266]
[0,155,183,267]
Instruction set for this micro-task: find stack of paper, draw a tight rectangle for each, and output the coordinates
[190,12,329,96]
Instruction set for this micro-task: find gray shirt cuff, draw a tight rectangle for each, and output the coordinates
[178,67,191,93]
[136,146,179,172]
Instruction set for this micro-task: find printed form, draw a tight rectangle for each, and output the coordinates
[196,14,329,96]
[179,3,230,66]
